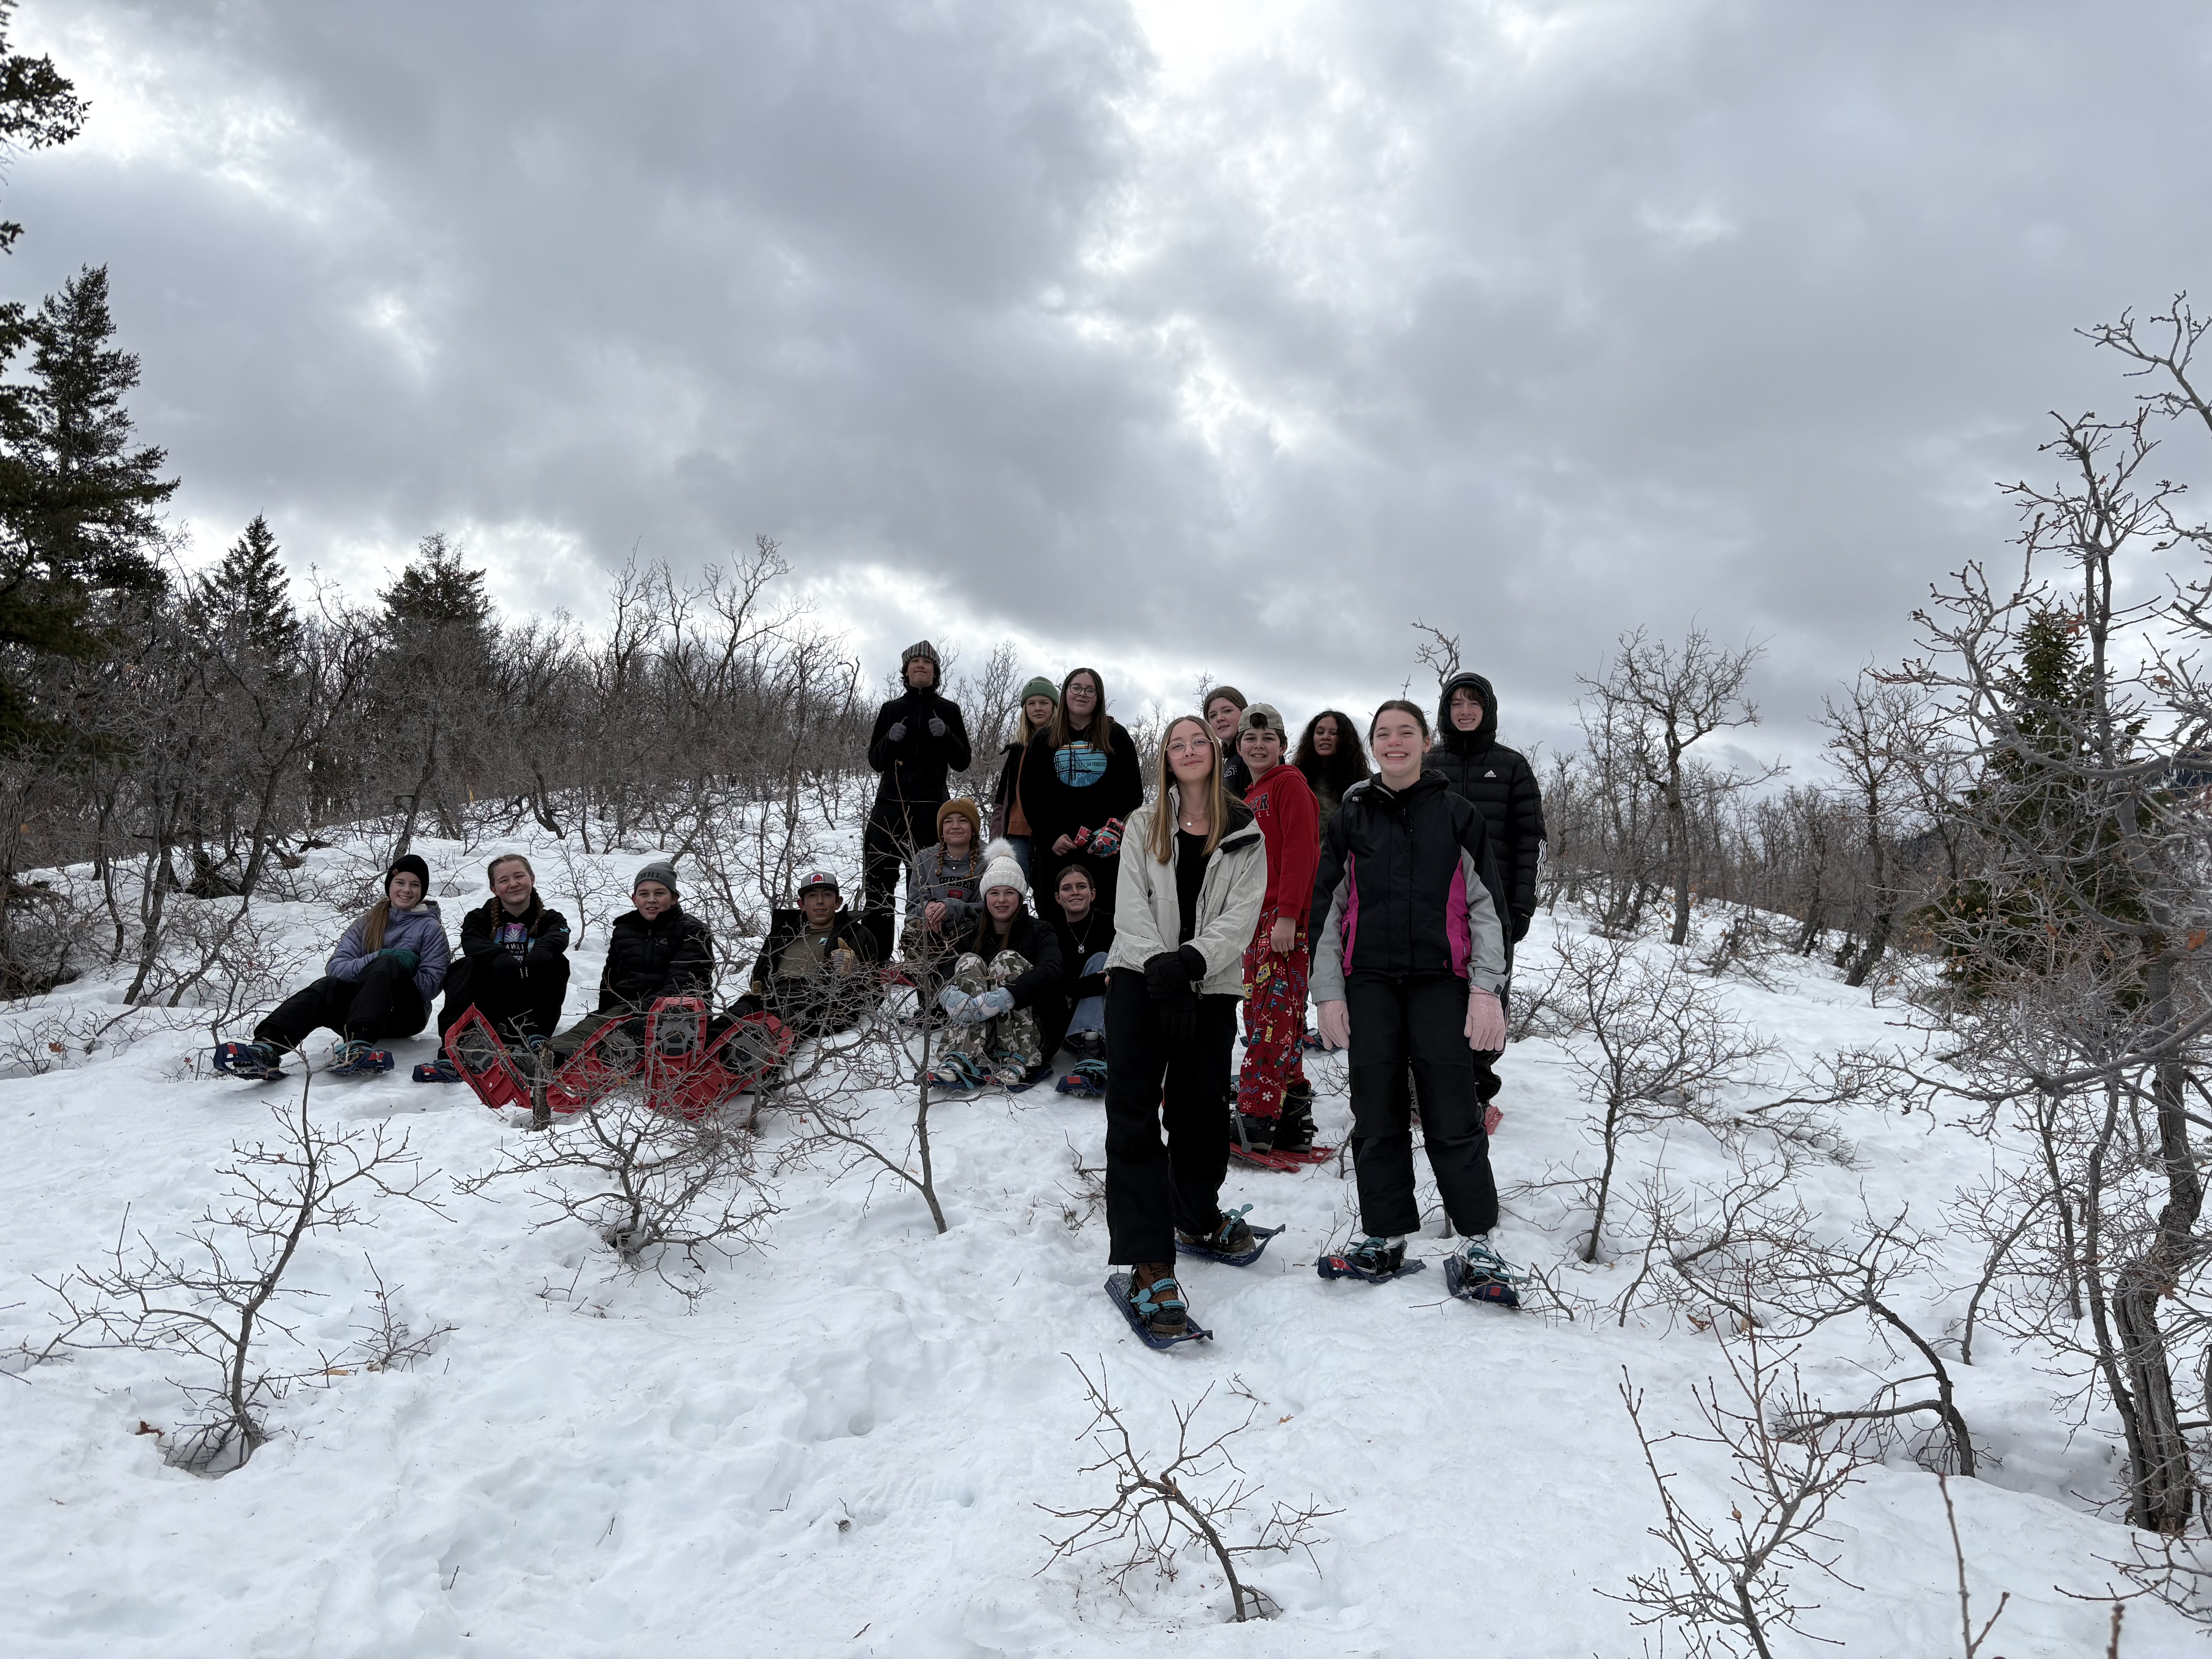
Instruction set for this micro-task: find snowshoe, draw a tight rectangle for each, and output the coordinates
[657,1011,793,1120]
[1444,1238,1525,1309]
[1317,1237,1427,1284]
[546,1017,646,1115]
[1176,1204,1281,1267]
[412,1054,464,1084]
[996,1054,1055,1093]
[1064,1028,1106,1063]
[1106,1269,1212,1350]
[447,1005,532,1112]
[213,1041,285,1082]
[1056,1058,1108,1098]
[924,1051,990,1093]
[1230,1140,1338,1172]
[329,1039,394,1077]
[1302,1030,1327,1052]
[1233,1111,1276,1154]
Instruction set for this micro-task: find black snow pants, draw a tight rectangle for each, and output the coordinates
[1103,967,1239,1265]
[256,956,429,1054]
[862,795,943,962]
[438,955,570,1044]
[1348,971,1498,1237]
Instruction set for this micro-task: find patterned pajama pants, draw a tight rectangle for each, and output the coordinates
[1235,914,1309,1120]
[938,951,1045,1070]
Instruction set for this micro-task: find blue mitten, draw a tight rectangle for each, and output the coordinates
[938,985,974,1021]
[974,988,1016,1019]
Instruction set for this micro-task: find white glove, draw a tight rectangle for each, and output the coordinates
[1317,999,1351,1051]
[1465,987,1505,1051]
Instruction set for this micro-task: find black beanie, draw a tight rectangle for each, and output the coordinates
[386,854,431,896]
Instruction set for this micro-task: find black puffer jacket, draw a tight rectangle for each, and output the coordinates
[868,687,972,813]
[594,906,715,1013]
[1308,771,1511,998]
[1425,672,1546,941]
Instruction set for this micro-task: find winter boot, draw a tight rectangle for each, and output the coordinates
[923,1051,989,1092]
[1234,1111,1276,1153]
[1446,1235,1526,1308]
[1176,1204,1256,1258]
[1274,1084,1317,1154]
[213,1040,284,1081]
[1341,1235,1407,1277]
[1126,1262,1189,1339]
[330,1039,395,1077]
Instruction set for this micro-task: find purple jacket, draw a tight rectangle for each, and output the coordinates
[328,901,452,1003]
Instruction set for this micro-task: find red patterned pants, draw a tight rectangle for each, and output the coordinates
[1236,914,1310,1119]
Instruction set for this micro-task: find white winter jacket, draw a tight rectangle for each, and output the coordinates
[1106,790,1269,996]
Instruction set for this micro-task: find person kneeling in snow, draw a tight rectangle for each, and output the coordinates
[546,860,713,1063]
[419,853,572,1080]
[733,870,878,1040]
[215,854,452,1079]
[926,842,1063,1091]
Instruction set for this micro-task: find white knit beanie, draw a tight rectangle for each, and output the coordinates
[978,838,1027,898]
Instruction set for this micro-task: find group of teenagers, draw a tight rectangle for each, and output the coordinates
[863,641,1546,1336]
[210,637,1546,1341]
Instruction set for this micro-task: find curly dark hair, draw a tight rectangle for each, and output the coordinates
[1294,709,1371,794]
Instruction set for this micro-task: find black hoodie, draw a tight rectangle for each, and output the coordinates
[1424,672,1546,941]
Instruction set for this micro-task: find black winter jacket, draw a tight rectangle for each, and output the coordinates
[1425,672,1546,941]
[456,896,572,982]
[868,688,972,814]
[594,906,715,1013]
[1308,771,1511,998]
[1049,907,1116,1003]
[954,907,1065,1014]
[1017,719,1144,854]
[1221,742,1252,802]
[747,905,877,998]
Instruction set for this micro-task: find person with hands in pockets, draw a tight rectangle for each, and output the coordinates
[1309,699,1524,1303]
[1101,714,1269,1342]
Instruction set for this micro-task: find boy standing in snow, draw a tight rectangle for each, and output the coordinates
[1232,704,1320,1152]
[863,642,974,960]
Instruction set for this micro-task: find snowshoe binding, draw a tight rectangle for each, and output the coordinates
[1106,1266,1212,1350]
[656,1010,792,1120]
[1056,1058,1108,1098]
[546,1017,645,1115]
[924,1051,990,1093]
[1233,1110,1276,1154]
[1444,1237,1525,1309]
[213,1041,285,1082]
[446,1005,532,1112]
[329,1039,394,1077]
[1317,1237,1427,1284]
[1176,1204,1282,1267]
[412,1054,464,1084]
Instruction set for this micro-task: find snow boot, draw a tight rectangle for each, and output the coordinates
[1444,1236,1525,1309]
[1177,1204,1257,1259]
[1065,1028,1105,1063]
[1233,1111,1276,1154]
[923,1051,989,1092]
[213,1040,284,1081]
[1275,1084,1318,1154]
[1125,1262,1189,1338]
[330,1039,394,1077]
[1317,1236,1426,1283]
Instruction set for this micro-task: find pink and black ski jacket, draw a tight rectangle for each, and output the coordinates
[1307,772,1510,1003]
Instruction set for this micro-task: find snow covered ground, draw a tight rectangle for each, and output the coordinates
[0,830,2195,1656]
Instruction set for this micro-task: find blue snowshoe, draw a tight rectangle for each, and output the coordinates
[413,1054,464,1083]
[213,1041,285,1082]
[1055,1058,1108,1098]
[1444,1237,1525,1309]
[1317,1237,1429,1284]
[1176,1204,1282,1267]
[330,1039,395,1078]
[1106,1269,1212,1350]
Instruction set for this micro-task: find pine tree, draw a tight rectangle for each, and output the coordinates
[192,513,300,661]
[0,0,85,256]
[380,532,490,635]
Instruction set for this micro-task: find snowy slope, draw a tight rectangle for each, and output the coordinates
[0,833,2194,1657]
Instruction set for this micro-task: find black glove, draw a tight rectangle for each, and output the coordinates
[927,715,947,738]
[1146,950,1200,1043]
[1510,913,1531,944]
[1143,952,1185,1001]
[887,721,908,743]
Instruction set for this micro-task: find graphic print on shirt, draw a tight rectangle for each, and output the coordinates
[496,921,531,957]
[1055,742,1108,788]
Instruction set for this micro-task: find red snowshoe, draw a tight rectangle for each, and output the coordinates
[545,1016,647,1115]
[650,1002,792,1120]
[445,1007,535,1112]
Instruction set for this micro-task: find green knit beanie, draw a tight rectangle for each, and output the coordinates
[1019,676,1058,703]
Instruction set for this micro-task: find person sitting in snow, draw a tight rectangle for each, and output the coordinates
[1048,863,1114,1064]
[735,869,878,1040]
[214,853,452,1079]
[900,798,985,994]
[925,842,1064,1091]
[417,853,572,1080]
[546,860,713,1063]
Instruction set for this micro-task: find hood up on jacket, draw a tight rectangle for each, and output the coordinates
[1436,671,1498,758]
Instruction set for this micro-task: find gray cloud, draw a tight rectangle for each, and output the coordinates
[11,0,2212,763]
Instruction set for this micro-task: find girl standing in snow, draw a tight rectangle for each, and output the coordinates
[1102,716,1269,1340]
[928,842,1065,1090]
[1231,704,1320,1154]
[989,677,1058,881]
[1308,701,1522,1300]
[216,854,452,1079]
[1018,666,1144,926]
[1294,709,1371,847]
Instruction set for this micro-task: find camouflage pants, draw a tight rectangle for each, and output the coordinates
[937,951,1044,1070]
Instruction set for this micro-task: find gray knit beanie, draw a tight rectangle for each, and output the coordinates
[632,859,680,896]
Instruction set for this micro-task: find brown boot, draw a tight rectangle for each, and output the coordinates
[1127,1262,1190,1337]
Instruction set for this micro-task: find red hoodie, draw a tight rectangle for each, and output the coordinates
[1243,761,1320,926]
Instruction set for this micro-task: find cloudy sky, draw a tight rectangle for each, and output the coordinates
[11,1,2212,761]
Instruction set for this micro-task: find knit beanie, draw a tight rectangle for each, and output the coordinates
[632,858,680,896]
[385,853,431,897]
[902,640,942,678]
[936,797,983,843]
[1019,675,1058,704]
[978,839,1027,898]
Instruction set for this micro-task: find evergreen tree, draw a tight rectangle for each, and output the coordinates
[192,513,300,662]
[380,531,491,635]
[0,0,84,256]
